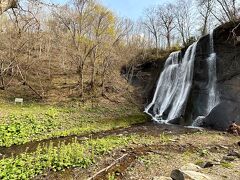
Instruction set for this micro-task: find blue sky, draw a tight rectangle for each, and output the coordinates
[50,0,173,20]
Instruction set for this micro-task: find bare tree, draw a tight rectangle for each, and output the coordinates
[142,7,161,55]
[197,0,214,35]
[215,0,239,22]
[52,0,99,98]
[174,0,193,45]
[198,0,239,25]
[157,3,175,48]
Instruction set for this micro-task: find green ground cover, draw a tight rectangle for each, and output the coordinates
[0,134,164,179]
[0,102,148,147]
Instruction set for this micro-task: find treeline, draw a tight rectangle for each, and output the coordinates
[140,0,240,51]
[0,0,239,102]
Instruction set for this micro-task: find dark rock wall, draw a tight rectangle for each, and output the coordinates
[202,22,240,130]
[182,21,240,130]
[121,58,167,106]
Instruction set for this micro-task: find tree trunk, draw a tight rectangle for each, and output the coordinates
[167,32,171,49]
[0,74,5,90]
[155,36,159,56]
[202,16,208,36]
[78,64,84,99]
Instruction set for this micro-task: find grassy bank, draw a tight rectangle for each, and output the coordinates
[0,134,165,179]
[0,102,148,147]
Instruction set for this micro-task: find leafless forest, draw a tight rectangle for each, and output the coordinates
[0,0,239,102]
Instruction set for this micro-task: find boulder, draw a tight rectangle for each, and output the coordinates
[170,163,212,180]
[171,169,211,180]
[199,162,214,168]
[180,163,202,171]
[222,155,236,162]
[227,150,240,158]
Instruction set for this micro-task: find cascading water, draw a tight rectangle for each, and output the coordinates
[206,32,219,113]
[145,42,198,123]
[192,32,220,126]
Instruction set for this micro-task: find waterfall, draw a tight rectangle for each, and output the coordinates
[192,31,220,126]
[145,42,198,123]
[145,31,220,126]
[206,32,219,113]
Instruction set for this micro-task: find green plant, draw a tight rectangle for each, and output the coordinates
[198,149,209,157]
[108,173,116,180]
[221,162,232,168]
[138,156,152,167]
[159,133,171,143]
[0,135,136,179]
[0,113,60,147]
[0,102,147,147]
[195,160,204,166]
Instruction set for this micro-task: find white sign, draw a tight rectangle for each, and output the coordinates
[15,98,23,105]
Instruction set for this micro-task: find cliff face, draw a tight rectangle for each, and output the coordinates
[121,55,168,105]
[126,22,240,130]
[195,22,240,130]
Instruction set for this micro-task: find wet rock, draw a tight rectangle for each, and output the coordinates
[222,156,236,162]
[227,150,240,158]
[152,176,172,180]
[200,162,214,168]
[171,169,211,180]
